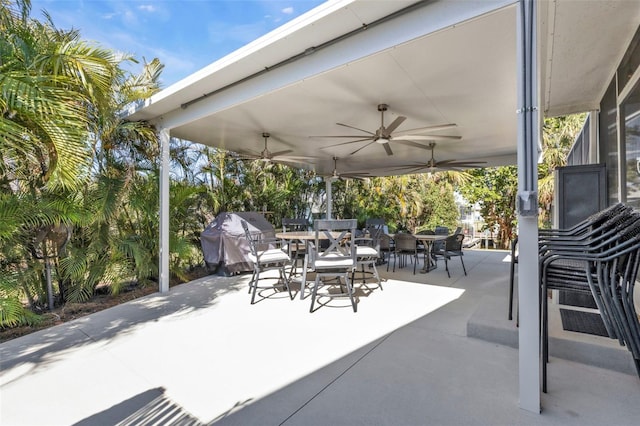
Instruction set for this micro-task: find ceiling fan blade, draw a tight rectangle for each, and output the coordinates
[382,142,393,156]
[393,166,428,174]
[349,140,376,156]
[392,139,432,150]
[310,135,377,139]
[321,138,374,149]
[394,134,462,141]
[443,162,487,167]
[398,123,457,134]
[337,122,376,135]
[390,163,424,171]
[276,155,318,161]
[384,116,406,134]
[270,149,293,157]
[432,159,459,166]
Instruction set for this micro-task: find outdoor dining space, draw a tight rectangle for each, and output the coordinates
[240,216,467,312]
[2,245,640,425]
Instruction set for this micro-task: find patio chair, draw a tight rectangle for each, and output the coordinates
[308,219,358,313]
[431,233,467,278]
[241,220,292,304]
[538,210,640,392]
[281,217,309,280]
[509,203,631,323]
[354,221,384,289]
[380,233,394,269]
[431,226,449,259]
[391,232,420,274]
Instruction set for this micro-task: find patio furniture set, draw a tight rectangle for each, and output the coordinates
[242,217,466,313]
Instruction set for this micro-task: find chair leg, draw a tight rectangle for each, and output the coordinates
[310,275,321,312]
[280,265,293,300]
[541,284,549,393]
[460,256,467,275]
[444,257,450,278]
[250,268,260,304]
[509,260,515,320]
[345,273,357,313]
[248,270,256,294]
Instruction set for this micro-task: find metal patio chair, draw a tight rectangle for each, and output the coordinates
[538,209,640,392]
[281,217,309,280]
[242,220,292,304]
[308,219,358,313]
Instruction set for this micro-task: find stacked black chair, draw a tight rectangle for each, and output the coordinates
[536,203,640,392]
[509,203,632,321]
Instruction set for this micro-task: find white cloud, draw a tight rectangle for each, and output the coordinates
[138,4,156,13]
[282,7,294,15]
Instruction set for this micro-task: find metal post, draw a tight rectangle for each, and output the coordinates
[45,256,54,310]
[326,178,333,219]
[159,127,170,293]
[516,0,541,413]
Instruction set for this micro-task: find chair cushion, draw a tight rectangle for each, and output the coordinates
[314,256,355,270]
[356,246,378,257]
[249,249,290,264]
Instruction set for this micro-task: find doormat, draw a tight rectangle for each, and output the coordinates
[559,308,608,337]
[559,291,598,309]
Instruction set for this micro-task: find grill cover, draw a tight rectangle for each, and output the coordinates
[200,212,275,275]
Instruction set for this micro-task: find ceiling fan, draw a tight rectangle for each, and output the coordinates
[326,157,370,180]
[234,132,316,165]
[313,103,461,156]
[393,142,486,173]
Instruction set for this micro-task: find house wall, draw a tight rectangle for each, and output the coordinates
[568,25,640,207]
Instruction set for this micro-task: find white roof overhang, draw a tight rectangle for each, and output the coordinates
[125,0,640,177]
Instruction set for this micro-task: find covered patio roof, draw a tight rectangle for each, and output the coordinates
[123,0,640,414]
[125,0,639,177]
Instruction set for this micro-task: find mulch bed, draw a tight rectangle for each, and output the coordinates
[0,267,212,343]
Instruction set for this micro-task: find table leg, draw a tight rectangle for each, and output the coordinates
[300,241,309,300]
[420,241,438,273]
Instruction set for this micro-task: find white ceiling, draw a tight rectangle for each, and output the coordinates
[126,0,640,177]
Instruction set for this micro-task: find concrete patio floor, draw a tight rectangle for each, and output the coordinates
[2,249,640,425]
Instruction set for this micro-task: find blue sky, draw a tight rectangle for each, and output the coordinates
[29,0,326,87]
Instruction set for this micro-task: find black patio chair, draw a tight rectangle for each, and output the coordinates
[431,233,466,278]
[391,233,420,274]
[509,203,632,322]
[538,210,640,392]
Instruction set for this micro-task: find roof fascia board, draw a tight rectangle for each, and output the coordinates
[150,0,516,129]
[153,0,353,102]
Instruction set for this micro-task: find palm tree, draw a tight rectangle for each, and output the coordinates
[0,0,163,324]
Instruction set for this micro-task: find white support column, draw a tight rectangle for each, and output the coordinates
[326,178,333,219]
[516,0,541,413]
[159,127,170,293]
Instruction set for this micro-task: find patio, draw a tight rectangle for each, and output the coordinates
[2,248,639,425]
